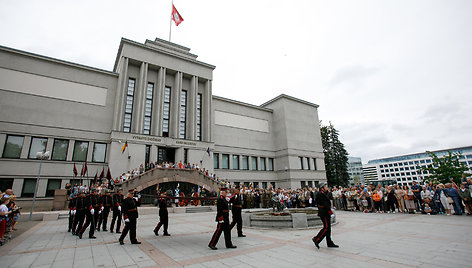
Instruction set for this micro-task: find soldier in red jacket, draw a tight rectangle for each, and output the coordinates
[208,187,237,250]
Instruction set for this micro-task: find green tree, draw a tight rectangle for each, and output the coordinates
[320,122,349,186]
[421,151,468,184]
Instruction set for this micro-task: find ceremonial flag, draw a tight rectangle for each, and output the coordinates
[73,163,78,176]
[93,172,97,185]
[206,147,210,156]
[106,167,112,183]
[81,162,88,177]
[121,140,128,154]
[99,168,105,180]
[171,4,184,26]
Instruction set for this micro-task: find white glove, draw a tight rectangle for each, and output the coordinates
[134,197,138,201]
[90,208,95,214]
[118,206,121,211]
[124,218,130,223]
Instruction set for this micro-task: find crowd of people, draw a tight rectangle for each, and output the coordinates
[0,189,21,246]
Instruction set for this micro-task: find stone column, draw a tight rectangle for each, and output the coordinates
[132,62,148,134]
[170,72,182,139]
[187,76,197,140]
[203,80,212,142]
[112,57,128,131]
[152,67,165,136]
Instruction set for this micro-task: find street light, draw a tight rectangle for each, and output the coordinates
[29,151,50,221]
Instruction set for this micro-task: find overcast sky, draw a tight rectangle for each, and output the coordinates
[1,0,471,164]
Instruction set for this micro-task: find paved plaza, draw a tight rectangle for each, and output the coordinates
[0,209,471,268]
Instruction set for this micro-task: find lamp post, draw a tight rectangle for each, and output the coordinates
[29,151,50,221]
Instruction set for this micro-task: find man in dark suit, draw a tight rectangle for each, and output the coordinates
[119,190,141,245]
[110,189,123,233]
[208,187,237,250]
[98,190,112,231]
[229,186,245,237]
[312,183,339,249]
[154,192,170,236]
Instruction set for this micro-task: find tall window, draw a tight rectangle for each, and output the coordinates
[251,156,258,171]
[196,93,202,141]
[72,141,88,162]
[51,139,69,161]
[260,157,266,171]
[2,135,24,159]
[262,182,268,189]
[313,158,317,170]
[306,157,311,170]
[144,82,154,135]
[299,157,304,170]
[22,179,36,197]
[268,158,274,171]
[242,156,249,170]
[123,78,135,133]
[162,86,171,137]
[46,179,61,197]
[233,155,239,170]
[92,143,107,163]
[28,137,48,159]
[179,90,187,139]
[222,154,229,169]
[145,145,151,165]
[214,153,219,169]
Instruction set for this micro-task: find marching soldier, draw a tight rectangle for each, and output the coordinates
[119,190,141,245]
[312,183,339,249]
[98,190,112,231]
[78,189,97,239]
[110,189,124,233]
[72,191,87,235]
[68,194,76,232]
[229,186,245,237]
[154,192,170,236]
[208,187,237,250]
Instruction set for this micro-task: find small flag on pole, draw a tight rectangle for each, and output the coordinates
[121,140,128,154]
[172,4,184,26]
[93,172,98,185]
[73,163,78,176]
[106,167,112,183]
[99,168,105,180]
[206,147,210,156]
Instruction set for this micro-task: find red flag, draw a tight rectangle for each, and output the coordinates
[73,163,78,176]
[106,167,112,182]
[93,172,98,185]
[80,164,85,176]
[99,168,104,180]
[171,4,184,26]
[81,162,88,177]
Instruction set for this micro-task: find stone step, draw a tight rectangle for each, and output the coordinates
[185,207,213,213]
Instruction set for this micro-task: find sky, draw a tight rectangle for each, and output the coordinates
[1,0,471,164]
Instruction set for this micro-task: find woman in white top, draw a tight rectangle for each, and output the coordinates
[0,197,12,243]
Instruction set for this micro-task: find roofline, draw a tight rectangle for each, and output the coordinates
[366,145,472,164]
[113,38,216,71]
[212,95,273,112]
[261,94,320,108]
[0,45,118,76]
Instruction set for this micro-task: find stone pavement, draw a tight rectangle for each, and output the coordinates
[0,209,471,268]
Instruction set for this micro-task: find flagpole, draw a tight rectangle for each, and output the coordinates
[169,0,173,41]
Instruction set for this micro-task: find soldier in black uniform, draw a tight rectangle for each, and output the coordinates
[208,187,237,250]
[98,190,112,231]
[72,191,87,235]
[68,194,76,232]
[229,186,245,237]
[312,183,339,249]
[78,190,98,239]
[110,189,124,233]
[154,192,170,236]
[119,190,141,245]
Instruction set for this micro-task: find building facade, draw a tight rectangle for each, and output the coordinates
[0,38,326,204]
[362,146,472,186]
[347,156,364,185]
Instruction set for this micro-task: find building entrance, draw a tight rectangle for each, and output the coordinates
[158,147,175,164]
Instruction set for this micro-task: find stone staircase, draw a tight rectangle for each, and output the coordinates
[185,206,213,213]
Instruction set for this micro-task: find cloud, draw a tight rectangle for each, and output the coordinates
[329,65,382,87]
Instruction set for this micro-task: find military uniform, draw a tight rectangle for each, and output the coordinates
[68,196,75,232]
[110,191,124,233]
[154,195,170,236]
[119,191,140,244]
[312,185,338,249]
[98,191,112,231]
[229,191,245,237]
[72,193,87,235]
[78,192,98,239]
[208,189,236,250]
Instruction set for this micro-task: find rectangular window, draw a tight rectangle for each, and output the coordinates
[233,155,239,170]
[299,157,304,170]
[46,179,61,197]
[214,153,219,169]
[301,181,306,187]
[123,78,135,133]
[51,139,69,161]
[251,156,258,170]
[313,158,317,170]
[262,182,268,189]
[306,157,311,170]
[253,182,259,188]
[162,86,171,137]
[222,154,229,169]
[28,137,48,159]
[143,82,154,135]
[2,135,24,158]
[0,178,14,192]
[308,181,313,187]
[196,93,202,141]
[270,182,276,188]
[184,148,188,164]
[22,179,36,197]
[242,156,249,170]
[145,145,151,165]
[268,158,274,171]
[179,90,187,139]
[72,141,88,162]
[92,143,107,163]
[260,157,266,171]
